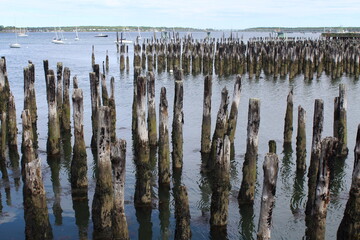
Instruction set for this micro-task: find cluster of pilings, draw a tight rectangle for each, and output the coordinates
[130,37,360,80]
[1,45,360,240]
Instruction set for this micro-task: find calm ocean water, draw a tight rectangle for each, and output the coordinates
[0,31,357,239]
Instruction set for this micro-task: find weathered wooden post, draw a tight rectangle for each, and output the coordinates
[172,69,184,169]
[111,139,129,240]
[210,135,231,227]
[92,106,114,240]
[109,76,116,143]
[43,60,49,101]
[0,113,8,181]
[71,88,88,194]
[334,84,348,158]
[305,99,324,216]
[21,110,53,240]
[257,151,279,240]
[105,50,109,74]
[62,67,71,133]
[283,88,293,146]
[24,62,38,150]
[90,65,101,150]
[158,87,170,185]
[201,75,212,155]
[147,72,157,147]
[135,75,150,162]
[174,185,192,240]
[227,75,242,144]
[238,98,261,204]
[7,92,19,162]
[56,62,63,123]
[296,106,307,172]
[91,45,95,68]
[46,71,61,155]
[306,137,338,240]
[132,67,141,134]
[337,124,360,239]
[101,74,109,107]
[209,88,229,170]
[268,140,277,154]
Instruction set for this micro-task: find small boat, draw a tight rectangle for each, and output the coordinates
[10,27,21,48]
[74,27,80,41]
[18,28,28,37]
[52,27,65,44]
[9,43,21,48]
[95,33,108,37]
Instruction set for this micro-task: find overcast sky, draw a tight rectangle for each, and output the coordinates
[1,0,359,29]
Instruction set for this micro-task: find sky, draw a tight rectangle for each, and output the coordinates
[1,0,359,29]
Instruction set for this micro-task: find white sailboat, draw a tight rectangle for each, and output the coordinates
[74,27,80,41]
[52,27,64,44]
[18,28,28,37]
[10,27,21,48]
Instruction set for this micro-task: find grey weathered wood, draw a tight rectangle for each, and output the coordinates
[296,105,306,172]
[71,88,88,193]
[306,99,324,216]
[306,137,338,240]
[109,76,116,143]
[334,84,348,158]
[201,75,212,154]
[210,135,231,227]
[147,71,157,147]
[337,124,360,239]
[172,69,184,169]
[227,75,242,144]
[239,98,261,204]
[158,87,170,185]
[92,106,114,240]
[283,88,293,145]
[7,92,19,161]
[21,110,53,240]
[257,152,279,240]
[62,67,71,132]
[46,72,61,155]
[111,139,129,240]
[56,62,63,123]
[174,185,192,240]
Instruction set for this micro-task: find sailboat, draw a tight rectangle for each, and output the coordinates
[52,27,64,44]
[74,27,80,41]
[137,27,142,40]
[10,27,21,48]
[18,28,28,37]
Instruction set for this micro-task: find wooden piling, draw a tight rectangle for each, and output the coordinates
[135,75,150,162]
[56,62,63,123]
[257,152,279,240]
[334,83,348,158]
[147,72,157,147]
[296,106,307,172]
[23,62,38,150]
[111,139,129,240]
[158,87,170,185]
[337,124,360,239]
[71,88,88,193]
[0,113,8,181]
[201,75,212,155]
[172,69,184,169]
[105,50,109,74]
[306,137,338,240]
[89,66,101,150]
[283,88,293,145]
[209,88,229,170]
[92,106,114,240]
[101,74,109,107]
[109,76,116,143]
[62,67,71,132]
[210,135,231,227]
[46,72,61,155]
[21,110,53,240]
[268,140,276,154]
[7,92,19,161]
[305,99,324,216]
[238,98,261,204]
[227,75,242,144]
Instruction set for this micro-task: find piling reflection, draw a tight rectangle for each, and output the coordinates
[61,131,72,181]
[71,193,89,240]
[158,184,171,239]
[47,155,63,225]
[136,206,153,240]
[239,204,255,240]
[290,171,306,215]
[281,143,293,188]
